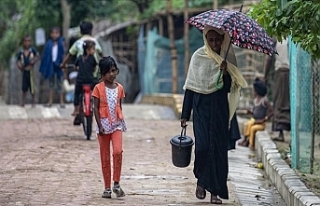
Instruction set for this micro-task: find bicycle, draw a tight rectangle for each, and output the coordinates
[78,84,93,140]
[65,64,93,140]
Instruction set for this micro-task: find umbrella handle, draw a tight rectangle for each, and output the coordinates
[215,70,224,90]
[224,40,233,61]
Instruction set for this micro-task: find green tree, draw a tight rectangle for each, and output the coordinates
[249,0,320,58]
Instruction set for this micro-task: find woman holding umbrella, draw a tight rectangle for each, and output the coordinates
[180,25,247,204]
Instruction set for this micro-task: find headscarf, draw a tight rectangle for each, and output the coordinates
[183,25,247,121]
[253,78,267,96]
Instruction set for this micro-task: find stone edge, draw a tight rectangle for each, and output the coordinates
[140,94,320,205]
[255,131,320,206]
[140,93,183,119]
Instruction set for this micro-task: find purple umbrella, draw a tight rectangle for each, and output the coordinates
[186,6,277,58]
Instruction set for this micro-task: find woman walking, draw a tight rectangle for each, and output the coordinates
[180,26,247,204]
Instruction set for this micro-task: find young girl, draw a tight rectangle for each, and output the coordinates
[238,78,274,149]
[72,40,97,116]
[92,56,126,198]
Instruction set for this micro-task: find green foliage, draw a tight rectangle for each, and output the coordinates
[0,0,39,68]
[249,0,320,58]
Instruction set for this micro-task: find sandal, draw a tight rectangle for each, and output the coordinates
[273,136,284,142]
[44,103,52,108]
[102,188,112,198]
[112,184,125,198]
[196,185,206,200]
[211,195,222,204]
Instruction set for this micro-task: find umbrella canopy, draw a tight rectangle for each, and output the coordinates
[186,9,277,56]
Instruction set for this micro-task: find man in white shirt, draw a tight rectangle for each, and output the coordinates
[61,21,103,81]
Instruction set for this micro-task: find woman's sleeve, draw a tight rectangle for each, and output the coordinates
[223,73,232,92]
[181,89,194,120]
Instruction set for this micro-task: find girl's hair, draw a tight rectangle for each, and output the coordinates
[99,56,119,76]
[83,40,95,56]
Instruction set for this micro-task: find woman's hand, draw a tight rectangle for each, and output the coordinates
[180,119,187,128]
[220,60,227,74]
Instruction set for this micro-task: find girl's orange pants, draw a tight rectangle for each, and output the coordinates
[98,130,123,189]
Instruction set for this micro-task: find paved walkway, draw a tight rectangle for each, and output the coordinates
[0,104,285,205]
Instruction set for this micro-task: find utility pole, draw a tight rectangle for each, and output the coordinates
[166,0,178,94]
[183,0,190,77]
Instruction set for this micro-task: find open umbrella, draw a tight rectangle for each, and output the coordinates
[186,6,277,58]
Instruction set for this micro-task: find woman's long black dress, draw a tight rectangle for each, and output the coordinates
[181,74,231,199]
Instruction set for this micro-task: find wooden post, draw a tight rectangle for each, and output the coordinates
[158,17,164,36]
[60,0,71,49]
[166,0,178,94]
[213,0,218,10]
[183,0,190,77]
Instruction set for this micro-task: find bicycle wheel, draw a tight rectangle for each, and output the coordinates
[82,115,92,140]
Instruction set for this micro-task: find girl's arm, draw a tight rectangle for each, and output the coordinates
[93,97,104,133]
[264,98,274,121]
[120,98,123,110]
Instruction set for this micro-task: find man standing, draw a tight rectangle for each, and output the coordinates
[265,39,291,141]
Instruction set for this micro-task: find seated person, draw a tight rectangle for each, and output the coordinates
[238,78,274,149]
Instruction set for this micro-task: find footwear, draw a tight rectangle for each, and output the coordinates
[273,137,284,142]
[211,195,222,204]
[238,137,249,147]
[44,103,52,108]
[112,184,125,198]
[273,132,284,142]
[102,188,112,198]
[60,104,66,109]
[73,114,81,126]
[237,137,246,146]
[196,185,206,200]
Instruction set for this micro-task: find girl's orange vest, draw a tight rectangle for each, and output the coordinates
[93,82,125,124]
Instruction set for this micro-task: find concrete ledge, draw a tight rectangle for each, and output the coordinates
[255,131,320,206]
[141,93,183,119]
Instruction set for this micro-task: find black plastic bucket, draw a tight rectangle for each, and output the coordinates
[170,127,194,168]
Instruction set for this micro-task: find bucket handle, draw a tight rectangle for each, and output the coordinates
[179,126,187,149]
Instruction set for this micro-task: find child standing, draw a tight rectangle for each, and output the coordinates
[92,56,126,199]
[72,40,97,116]
[16,35,40,107]
[39,27,65,108]
[238,78,274,149]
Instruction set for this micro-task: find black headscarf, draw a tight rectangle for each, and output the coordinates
[253,78,267,96]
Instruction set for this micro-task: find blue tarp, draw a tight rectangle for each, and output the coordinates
[137,26,203,94]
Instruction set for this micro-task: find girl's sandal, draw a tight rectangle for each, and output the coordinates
[196,185,206,200]
[211,195,222,204]
[102,188,112,198]
[112,184,125,198]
